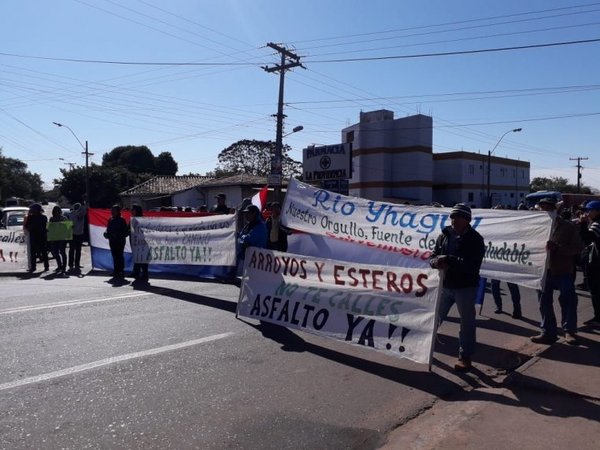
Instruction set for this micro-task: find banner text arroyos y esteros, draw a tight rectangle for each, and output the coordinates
[237,248,441,365]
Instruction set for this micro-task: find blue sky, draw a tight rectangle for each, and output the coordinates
[1,0,600,190]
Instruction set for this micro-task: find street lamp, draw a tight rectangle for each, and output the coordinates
[53,122,93,206]
[283,125,304,137]
[486,128,522,208]
[59,158,76,170]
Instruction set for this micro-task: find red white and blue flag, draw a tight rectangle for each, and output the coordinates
[88,208,236,279]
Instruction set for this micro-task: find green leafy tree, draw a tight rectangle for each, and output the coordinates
[0,149,44,201]
[530,176,591,194]
[215,139,301,178]
[102,145,155,174]
[155,151,178,175]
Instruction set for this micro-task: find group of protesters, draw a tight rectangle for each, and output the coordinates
[20,190,600,373]
[430,197,600,372]
[22,202,87,275]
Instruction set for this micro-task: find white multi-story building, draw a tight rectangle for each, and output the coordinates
[433,151,530,208]
[340,110,530,207]
[343,110,433,204]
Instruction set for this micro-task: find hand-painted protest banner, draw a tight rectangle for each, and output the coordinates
[89,209,236,279]
[0,230,27,272]
[47,221,73,241]
[237,248,441,365]
[282,178,553,290]
[130,215,236,266]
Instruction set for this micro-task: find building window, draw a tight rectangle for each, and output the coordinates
[468,164,475,175]
[468,192,474,202]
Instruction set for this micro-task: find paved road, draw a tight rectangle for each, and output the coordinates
[0,256,593,449]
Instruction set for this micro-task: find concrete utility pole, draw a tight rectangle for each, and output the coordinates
[53,122,94,206]
[570,157,588,193]
[262,43,304,201]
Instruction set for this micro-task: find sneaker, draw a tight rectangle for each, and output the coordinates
[454,357,472,372]
[564,333,579,345]
[494,308,503,314]
[530,334,557,344]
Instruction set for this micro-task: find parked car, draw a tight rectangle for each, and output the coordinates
[0,207,29,230]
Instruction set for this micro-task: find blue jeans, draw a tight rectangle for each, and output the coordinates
[537,272,578,338]
[438,286,478,359]
[491,279,521,311]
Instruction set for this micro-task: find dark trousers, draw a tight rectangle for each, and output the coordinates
[29,239,49,271]
[50,241,67,271]
[109,239,126,275]
[133,263,149,280]
[586,264,600,319]
[68,234,84,269]
[491,279,521,312]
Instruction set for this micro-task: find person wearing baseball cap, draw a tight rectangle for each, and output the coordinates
[237,204,267,262]
[210,193,231,215]
[579,200,600,325]
[532,196,584,345]
[430,203,485,372]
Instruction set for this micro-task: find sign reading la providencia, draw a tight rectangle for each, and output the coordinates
[302,143,352,182]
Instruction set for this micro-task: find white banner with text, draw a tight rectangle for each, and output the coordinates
[237,248,441,365]
[282,179,553,290]
[130,215,237,266]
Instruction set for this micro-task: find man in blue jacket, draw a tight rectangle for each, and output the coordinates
[430,203,485,372]
[237,204,267,261]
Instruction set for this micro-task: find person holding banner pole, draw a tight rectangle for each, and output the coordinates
[67,202,86,273]
[130,204,149,283]
[532,197,584,345]
[430,203,485,372]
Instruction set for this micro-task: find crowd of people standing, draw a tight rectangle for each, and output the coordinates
[15,191,599,373]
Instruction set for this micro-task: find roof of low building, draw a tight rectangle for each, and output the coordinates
[119,175,213,197]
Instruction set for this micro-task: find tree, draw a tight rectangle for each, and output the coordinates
[102,145,155,174]
[155,151,178,175]
[530,176,592,194]
[215,139,302,178]
[0,148,44,201]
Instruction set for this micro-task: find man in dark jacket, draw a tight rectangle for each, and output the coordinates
[430,203,485,371]
[23,203,49,273]
[103,205,129,278]
[210,193,231,215]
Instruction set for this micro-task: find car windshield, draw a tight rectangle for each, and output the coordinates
[8,214,25,226]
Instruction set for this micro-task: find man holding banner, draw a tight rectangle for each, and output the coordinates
[430,203,485,372]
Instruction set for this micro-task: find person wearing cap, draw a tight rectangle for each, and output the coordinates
[210,193,230,215]
[533,197,584,344]
[430,203,485,372]
[23,203,49,273]
[67,202,87,272]
[237,204,267,261]
[265,202,289,252]
[579,200,600,325]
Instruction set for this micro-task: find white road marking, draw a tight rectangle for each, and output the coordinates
[0,332,234,392]
[0,292,150,315]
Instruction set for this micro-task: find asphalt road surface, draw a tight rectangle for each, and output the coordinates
[0,256,571,449]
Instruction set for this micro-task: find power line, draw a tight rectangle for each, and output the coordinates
[305,37,600,63]
[2,36,599,67]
